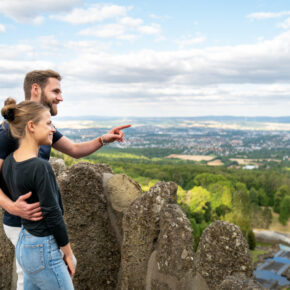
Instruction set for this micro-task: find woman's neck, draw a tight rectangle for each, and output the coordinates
[13,137,40,162]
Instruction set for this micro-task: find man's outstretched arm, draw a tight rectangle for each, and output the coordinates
[53,124,131,159]
[0,159,43,221]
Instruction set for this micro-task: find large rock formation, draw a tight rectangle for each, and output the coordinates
[119,181,178,289]
[147,204,195,290]
[0,210,14,290]
[0,160,265,290]
[57,162,120,290]
[195,221,254,289]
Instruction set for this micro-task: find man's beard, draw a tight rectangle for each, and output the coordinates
[41,92,57,116]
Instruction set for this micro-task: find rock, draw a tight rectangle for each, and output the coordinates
[195,220,253,289]
[120,181,177,289]
[0,209,14,290]
[106,174,142,213]
[190,272,210,290]
[281,265,290,280]
[218,273,266,290]
[92,163,114,175]
[49,157,66,177]
[147,204,195,289]
[58,162,119,290]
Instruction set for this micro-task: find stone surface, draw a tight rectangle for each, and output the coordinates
[120,181,177,289]
[148,204,195,289]
[58,162,120,290]
[146,204,194,290]
[106,174,142,213]
[0,209,14,290]
[218,273,266,290]
[281,265,290,280]
[49,157,66,177]
[195,220,253,289]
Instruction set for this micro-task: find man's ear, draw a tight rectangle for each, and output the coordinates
[30,83,42,101]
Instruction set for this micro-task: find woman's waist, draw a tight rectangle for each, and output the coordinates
[21,223,55,242]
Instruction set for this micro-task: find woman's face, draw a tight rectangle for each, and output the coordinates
[33,110,55,146]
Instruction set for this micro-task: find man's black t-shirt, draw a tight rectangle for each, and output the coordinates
[0,121,63,227]
[1,154,69,247]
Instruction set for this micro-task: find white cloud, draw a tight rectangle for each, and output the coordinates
[0,0,82,23]
[0,24,5,33]
[79,23,126,38]
[120,17,143,27]
[138,24,161,35]
[1,30,290,116]
[247,11,290,20]
[52,29,290,115]
[278,17,290,29]
[51,4,129,24]
[79,21,161,39]
[177,34,206,48]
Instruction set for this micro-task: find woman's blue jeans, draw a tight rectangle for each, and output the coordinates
[16,227,74,290]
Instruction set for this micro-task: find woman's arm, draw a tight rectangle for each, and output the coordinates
[33,160,75,275]
[33,161,70,247]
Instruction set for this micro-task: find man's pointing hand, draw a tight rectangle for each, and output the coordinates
[102,124,131,143]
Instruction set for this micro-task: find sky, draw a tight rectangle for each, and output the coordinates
[0,0,290,117]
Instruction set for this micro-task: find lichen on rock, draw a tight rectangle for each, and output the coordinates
[195,220,253,289]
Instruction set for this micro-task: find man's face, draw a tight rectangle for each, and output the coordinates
[41,77,63,116]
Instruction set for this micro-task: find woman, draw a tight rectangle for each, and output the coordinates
[1,98,75,290]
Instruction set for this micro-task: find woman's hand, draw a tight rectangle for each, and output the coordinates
[61,243,75,277]
[63,253,75,277]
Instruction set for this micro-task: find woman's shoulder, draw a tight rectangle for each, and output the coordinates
[31,158,53,172]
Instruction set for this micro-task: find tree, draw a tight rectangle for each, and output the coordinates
[257,188,269,206]
[203,201,212,222]
[215,204,231,217]
[247,230,256,250]
[279,196,290,225]
[208,181,232,209]
[177,185,187,204]
[274,185,290,213]
[194,173,227,188]
[187,186,211,214]
[249,187,259,204]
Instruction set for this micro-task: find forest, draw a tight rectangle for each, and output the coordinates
[51,147,290,251]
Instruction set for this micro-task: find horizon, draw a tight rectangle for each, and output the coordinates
[54,115,290,119]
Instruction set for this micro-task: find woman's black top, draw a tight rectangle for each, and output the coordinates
[1,153,69,247]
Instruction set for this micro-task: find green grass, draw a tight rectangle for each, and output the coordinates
[250,242,272,264]
[250,249,268,264]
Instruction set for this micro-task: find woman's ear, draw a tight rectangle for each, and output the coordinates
[26,120,35,133]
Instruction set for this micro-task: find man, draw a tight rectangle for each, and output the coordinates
[0,70,130,289]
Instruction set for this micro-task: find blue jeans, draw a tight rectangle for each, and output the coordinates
[16,228,74,290]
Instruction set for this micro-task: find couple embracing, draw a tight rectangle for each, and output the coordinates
[0,70,130,290]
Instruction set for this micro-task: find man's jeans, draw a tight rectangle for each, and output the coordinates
[16,227,74,290]
[3,225,23,290]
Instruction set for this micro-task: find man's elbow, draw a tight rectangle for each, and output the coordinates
[67,147,84,159]
[67,151,83,159]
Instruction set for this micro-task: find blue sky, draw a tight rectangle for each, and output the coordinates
[0,0,290,117]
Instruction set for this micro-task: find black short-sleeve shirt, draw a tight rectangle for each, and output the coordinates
[0,121,63,227]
